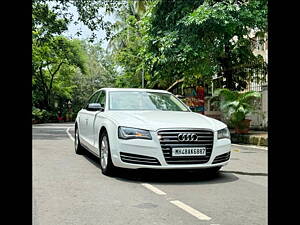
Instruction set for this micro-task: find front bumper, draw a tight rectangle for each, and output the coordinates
[110,130,231,169]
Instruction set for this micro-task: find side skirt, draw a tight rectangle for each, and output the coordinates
[80,141,100,158]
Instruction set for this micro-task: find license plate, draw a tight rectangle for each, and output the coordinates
[172,147,206,156]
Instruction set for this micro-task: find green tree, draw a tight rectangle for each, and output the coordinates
[71,41,116,112]
[33,0,126,42]
[143,0,267,90]
[32,0,69,43]
[107,0,149,51]
[108,1,150,88]
[32,36,87,110]
[32,0,121,122]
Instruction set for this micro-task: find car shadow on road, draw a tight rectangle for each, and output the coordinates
[82,150,239,185]
[114,168,239,185]
[82,151,101,169]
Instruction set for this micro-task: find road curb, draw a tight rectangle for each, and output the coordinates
[230,133,268,147]
[231,143,268,151]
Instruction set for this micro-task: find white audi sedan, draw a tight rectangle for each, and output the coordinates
[75,88,231,176]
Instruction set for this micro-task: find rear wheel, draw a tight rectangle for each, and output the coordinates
[99,131,116,176]
[75,126,85,155]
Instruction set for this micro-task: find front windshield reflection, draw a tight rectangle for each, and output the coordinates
[109,91,189,112]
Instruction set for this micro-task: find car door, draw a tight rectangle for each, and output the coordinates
[85,91,105,153]
[79,91,101,146]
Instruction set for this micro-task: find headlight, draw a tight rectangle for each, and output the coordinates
[217,127,231,139]
[118,127,152,140]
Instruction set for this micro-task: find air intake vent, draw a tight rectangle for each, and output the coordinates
[212,152,231,164]
[120,152,161,166]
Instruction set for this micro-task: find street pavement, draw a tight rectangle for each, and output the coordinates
[33,123,267,225]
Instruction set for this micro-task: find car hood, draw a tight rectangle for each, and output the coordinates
[104,110,226,131]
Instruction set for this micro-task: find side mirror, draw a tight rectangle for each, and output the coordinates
[87,103,104,111]
[175,94,184,99]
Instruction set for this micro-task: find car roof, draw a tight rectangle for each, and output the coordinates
[100,88,171,94]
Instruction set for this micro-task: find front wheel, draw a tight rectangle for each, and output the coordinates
[75,126,85,155]
[99,131,116,176]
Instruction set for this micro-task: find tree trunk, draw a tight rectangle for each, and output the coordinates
[38,65,50,110]
[46,61,64,109]
[167,78,184,91]
[223,43,235,90]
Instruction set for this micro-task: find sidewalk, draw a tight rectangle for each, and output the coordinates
[230,130,268,147]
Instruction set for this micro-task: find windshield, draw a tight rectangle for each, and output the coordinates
[109,91,190,111]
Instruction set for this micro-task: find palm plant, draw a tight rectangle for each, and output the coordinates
[107,0,149,52]
[211,88,261,133]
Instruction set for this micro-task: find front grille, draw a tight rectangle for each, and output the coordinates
[157,129,214,164]
[212,152,231,164]
[120,152,161,166]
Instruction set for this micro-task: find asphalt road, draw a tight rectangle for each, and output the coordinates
[33,123,267,225]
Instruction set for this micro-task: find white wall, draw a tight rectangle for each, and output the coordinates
[247,85,268,129]
[205,87,268,130]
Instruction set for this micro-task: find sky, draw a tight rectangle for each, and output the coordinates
[61,5,117,49]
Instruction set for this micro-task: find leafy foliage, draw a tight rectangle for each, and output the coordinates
[32,107,48,121]
[211,88,261,128]
[71,41,117,112]
[33,0,127,42]
[32,36,87,110]
[32,0,69,43]
[108,1,150,88]
[142,0,267,90]
[32,0,268,123]
[32,0,121,122]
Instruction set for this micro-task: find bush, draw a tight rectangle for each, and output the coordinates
[32,107,58,123]
[32,107,48,122]
[211,88,261,130]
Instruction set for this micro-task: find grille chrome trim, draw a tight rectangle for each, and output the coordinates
[157,129,214,164]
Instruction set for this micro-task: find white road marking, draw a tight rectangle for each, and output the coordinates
[141,183,166,195]
[33,133,62,136]
[62,126,214,222]
[64,125,214,222]
[170,200,211,221]
[231,143,267,151]
[33,126,74,129]
[66,128,74,142]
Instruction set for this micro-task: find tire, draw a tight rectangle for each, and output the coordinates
[75,126,85,155]
[99,130,116,176]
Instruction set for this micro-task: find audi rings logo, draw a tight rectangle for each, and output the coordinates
[177,133,198,142]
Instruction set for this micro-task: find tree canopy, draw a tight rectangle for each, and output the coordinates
[32,0,268,122]
[142,0,268,90]
[33,0,126,42]
[32,36,87,110]
[71,41,117,112]
[32,0,118,121]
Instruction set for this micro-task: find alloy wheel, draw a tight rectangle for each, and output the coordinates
[75,129,79,150]
[100,136,108,169]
